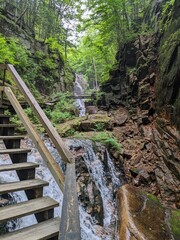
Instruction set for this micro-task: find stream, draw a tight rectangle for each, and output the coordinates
[0,138,124,239]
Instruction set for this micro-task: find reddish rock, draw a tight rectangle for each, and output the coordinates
[86,106,98,114]
[117,184,172,240]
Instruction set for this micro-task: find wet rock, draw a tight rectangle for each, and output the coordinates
[150,73,156,85]
[86,106,98,114]
[136,55,147,68]
[125,42,137,67]
[137,64,149,80]
[76,158,104,226]
[140,99,150,110]
[117,184,172,240]
[138,83,150,100]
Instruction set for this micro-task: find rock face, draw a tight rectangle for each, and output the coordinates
[117,184,173,240]
[99,0,179,130]
[0,3,74,95]
[99,0,180,209]
[156,0,180,129]
[112,114,180,208]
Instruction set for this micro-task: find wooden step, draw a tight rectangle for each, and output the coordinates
[0,114,11,118]
[0,162,39,172]
[0,105,8,109]
[0,179,49,194]
[0,124,16,128]
[0,197,59,223]
[0,135,25,140]
[0,148,31,154]
[0,217,60,240]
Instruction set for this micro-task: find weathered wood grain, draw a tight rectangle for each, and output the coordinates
[59,163,81,240]
[4,86,65,191]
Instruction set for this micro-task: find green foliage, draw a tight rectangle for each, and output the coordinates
[45,37,65,60]
[0,35,27,66]
[24,108,39,124]
[170,210,180,240]
[50,111,72,124]
[68,29,116,86]
[47,93,76,124]
[92,131,122,151]
[160,0,175,32]
[93,123,106,131]
[68,0,152,86]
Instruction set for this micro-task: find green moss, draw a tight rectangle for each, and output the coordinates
[91,131,122,151]
[146,193,160,203]
[57,117,84,137]
[159,0,175,33]
[171,210,180,240]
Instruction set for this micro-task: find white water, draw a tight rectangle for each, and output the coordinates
[74,73,86,116]
[0,138,122,239]
[68,139,121,239]
[0,141,37,231]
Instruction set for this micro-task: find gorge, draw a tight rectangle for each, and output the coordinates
[0,0,179,239]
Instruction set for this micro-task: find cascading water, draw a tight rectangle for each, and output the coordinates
[74,73,86,116]
[68,139,123,239]
[0,138,125,239]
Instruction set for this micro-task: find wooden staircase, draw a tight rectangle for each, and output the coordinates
[0,64,81,240]
[0,107,60,239]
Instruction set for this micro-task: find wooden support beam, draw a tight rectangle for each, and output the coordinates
[7,64,74,164]
[59,163,81,240]
[4,87,65,192]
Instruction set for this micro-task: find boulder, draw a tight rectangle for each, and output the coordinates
[112,108,129,126]
[117,184,172,240]
[86,106,98,114]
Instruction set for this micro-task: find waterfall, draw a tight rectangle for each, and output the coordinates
[0,138,125,239]
[74,73,86,116]
[67,139,123,239]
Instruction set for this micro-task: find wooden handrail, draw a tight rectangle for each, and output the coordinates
[59,163,81,240]
[0,64,81,238]
[6,64,74,164]
[4,87,65,191]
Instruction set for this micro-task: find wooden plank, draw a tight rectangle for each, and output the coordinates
[7,64,74,164]
[0,105,8,109]
[0,217,60,240]
[4,87,65,191]
[0,179,49,194]
[0,196,59,223]
[0,148,31,154]
[0,162,39,172]
[0,135,25,140]
[59,163,81,240]
[0,124,16,127]
[0,114,11,118]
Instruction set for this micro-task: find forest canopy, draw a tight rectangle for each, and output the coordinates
[0,0,153,88]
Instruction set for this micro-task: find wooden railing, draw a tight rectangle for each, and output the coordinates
[0,64,81,240]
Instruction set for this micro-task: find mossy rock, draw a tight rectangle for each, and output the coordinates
[117,185,172,240]
[57,113,112,137]
[171,210,180,240]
